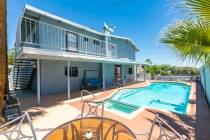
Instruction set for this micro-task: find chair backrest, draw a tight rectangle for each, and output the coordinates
[148,114,187,140]
[81,100,105,118]
[80,90,96,103]
[96,120,136,140]
[80,90,104,118]
[80,99,105,139]
[0,112,37,140]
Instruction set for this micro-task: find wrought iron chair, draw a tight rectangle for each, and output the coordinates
[80,90,105,139]
[0,112,37,140]
[96,120,136,140]
[135,114,187,140]
[81,90,96,103]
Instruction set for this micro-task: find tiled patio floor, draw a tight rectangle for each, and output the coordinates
[8,82,210,140]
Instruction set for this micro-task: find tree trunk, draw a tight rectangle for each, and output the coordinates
[0,0,7,119]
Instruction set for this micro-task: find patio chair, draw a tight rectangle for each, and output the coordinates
[96,121,136,140]
[80,90,105,139]
[0,112,37,140]
[135,114,187,140]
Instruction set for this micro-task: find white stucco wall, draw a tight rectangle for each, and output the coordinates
[39,60,100,95]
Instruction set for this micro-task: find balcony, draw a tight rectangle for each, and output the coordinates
[16,17,117,58]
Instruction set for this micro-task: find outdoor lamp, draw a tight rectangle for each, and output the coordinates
[85,129,93,140]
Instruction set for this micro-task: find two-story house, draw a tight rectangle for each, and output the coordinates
[13,5,141,105]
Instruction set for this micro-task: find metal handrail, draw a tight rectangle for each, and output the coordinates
[80,90,96,102]
[18,17,117,57]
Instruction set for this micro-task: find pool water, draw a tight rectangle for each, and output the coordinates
[105,82,191,114]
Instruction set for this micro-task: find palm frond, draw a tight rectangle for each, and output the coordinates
[181,0,210,24]
[160,19,210,63]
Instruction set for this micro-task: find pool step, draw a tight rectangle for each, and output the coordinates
[112,89,139,100]
[108,99,139,109]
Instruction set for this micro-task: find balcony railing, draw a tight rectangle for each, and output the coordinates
[16,17,117,58]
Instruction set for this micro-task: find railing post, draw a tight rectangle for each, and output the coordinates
[19,17,21,48]
[25,18,27,43]
[105,35,109,57]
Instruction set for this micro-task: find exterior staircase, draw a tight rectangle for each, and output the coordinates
[13,59,33,90]
[3,59,34,121]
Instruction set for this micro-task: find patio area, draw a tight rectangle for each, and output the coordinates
[15,82,210,140]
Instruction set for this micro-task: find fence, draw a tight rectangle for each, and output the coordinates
[200,65,210,104]
[157,75,198,81]
[137,73,199,82]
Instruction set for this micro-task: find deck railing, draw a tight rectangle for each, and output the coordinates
[16,17,117,58]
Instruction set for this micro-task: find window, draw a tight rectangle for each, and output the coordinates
[65,66,78,77]
[84,37,89,42]
[65,66,68,76]
[128,68,133,74]
[71,67,78,77]
[21,18,37,43]
[66,32,78,51]
[93,40,100,45]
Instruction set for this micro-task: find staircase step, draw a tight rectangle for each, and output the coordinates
[14,78,31,81]
[13,74,32,77]
[14,77,32,79]
[4,108,20,115]
[5,114,21,122]
[13,59,34,90]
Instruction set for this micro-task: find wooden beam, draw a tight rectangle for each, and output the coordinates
[0,0,7,118]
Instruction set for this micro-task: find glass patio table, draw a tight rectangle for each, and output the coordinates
[43,117,137,140]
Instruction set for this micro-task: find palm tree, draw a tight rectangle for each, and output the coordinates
[0,0,8,122]
[160,0,210,94]
[160,0,210,63]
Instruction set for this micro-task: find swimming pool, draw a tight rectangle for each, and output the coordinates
[105,82,191,114]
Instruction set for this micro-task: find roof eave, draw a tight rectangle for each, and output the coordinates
[110,35,139,51]
[24,4,103,36]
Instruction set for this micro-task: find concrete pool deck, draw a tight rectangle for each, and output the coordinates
[5,81,210,140]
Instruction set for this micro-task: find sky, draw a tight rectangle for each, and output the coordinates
[7,0,201,67]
